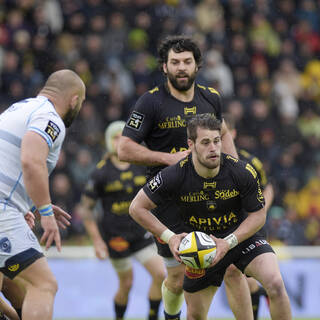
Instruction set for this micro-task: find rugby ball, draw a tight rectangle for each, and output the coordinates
[178,231,216,269]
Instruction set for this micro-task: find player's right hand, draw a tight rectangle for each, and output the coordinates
[167,150,191,166]
[208,235,229,267]
[40,215,61,252]
[94,239,109,260]
[169,233,188,263]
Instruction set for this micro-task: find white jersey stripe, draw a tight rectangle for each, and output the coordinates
[0,171,25,201]
[0,130,21,147]
[0,95,65,214]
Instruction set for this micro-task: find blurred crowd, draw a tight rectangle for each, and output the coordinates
[1,0,320,245]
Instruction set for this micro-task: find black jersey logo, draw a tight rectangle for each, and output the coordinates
[147,173,162,193]
[184,106,197,115]
[127,111,145,131]
[203,181,216,189]
[206,200,217,211]
[45,120,60,142]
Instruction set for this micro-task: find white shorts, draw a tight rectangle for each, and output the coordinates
[0,207,42,268]
[110,243,158,273]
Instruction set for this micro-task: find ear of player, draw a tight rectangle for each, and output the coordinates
[178,231,216,269]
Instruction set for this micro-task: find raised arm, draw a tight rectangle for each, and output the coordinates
[221,119,238,158]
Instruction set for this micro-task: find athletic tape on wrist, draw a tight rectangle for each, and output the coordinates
[38,204,54,217]
[224,233,238,249]
[160,229,175,243]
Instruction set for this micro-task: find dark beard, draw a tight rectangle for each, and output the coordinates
[63,108,78,128]
[194,146,220,170]
[167,71,196,91]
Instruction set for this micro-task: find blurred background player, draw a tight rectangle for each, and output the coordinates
[118,35,254,320]
[224,113,274,319]
[78,121,166,320]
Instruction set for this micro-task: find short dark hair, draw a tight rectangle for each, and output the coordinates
[158,35,202,73]
[187,114,221,142]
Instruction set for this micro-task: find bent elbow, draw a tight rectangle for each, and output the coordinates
[128,201,136,219]
[117,139,129,162]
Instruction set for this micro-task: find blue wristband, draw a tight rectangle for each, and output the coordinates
[38,204,54,217]
[30,205,37,213]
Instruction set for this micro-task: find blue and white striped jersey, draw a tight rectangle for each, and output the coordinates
[0,95,65,214]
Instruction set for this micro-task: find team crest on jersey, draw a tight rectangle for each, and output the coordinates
[206,200,217,211]
[184,106,196,115]
[0,237,11,253]
[147,173,162,193]
[203,181,216,189]
[127,111,145,130]
[45,120,60,142]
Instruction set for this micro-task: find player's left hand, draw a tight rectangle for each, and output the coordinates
[24,211,35,229]
[169,233,188,263]
[32,204,71,229]
[208,235,229,267]
[40,215,61,251]
[52,204,71,229]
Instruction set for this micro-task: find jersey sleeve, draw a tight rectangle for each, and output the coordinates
[208,89,222,121]
[122,91,157,143]
[237,162,265,212]
[27,111,65,149]
[143,165,179,206]
[200,86,223,121]
[239,150,268,189]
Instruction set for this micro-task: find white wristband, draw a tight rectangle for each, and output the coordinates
[224,233,238,249]
[160,229,175,243]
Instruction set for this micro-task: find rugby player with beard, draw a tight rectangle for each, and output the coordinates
[118,36,254,320]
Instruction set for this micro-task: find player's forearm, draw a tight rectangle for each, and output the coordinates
[263,183,274,212]
[129,203,167,238]
[221,130,238,158]
[118,136,171,166]
[233,208,266,244]
[83,218,104,243]
[221,120,238,158]
[22,159,51,208]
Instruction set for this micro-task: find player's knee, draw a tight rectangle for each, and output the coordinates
[187,305,205,320]
[264,275,286,299]
[166,271,184,293]
[35,276,58,297]
[151,267,166,285]
[119,277,133,293]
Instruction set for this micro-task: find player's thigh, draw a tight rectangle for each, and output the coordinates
[246,276,260,292]
[184,286,217,319]
[137,244,166,280]
[14,257,57,292]
[244,252,282,289]
[2,275,25,308]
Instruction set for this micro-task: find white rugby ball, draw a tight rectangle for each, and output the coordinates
[178,231,216,269]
